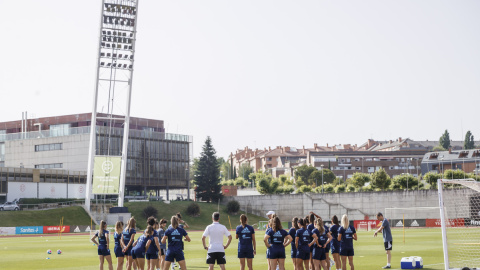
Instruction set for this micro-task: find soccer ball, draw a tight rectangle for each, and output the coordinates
[57,249,62,255]
[47,249,52,254]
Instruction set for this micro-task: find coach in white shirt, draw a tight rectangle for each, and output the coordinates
[202,212,233,270]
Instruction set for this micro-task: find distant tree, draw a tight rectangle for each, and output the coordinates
[444,169,467,179]
[296,185,313,193]
[249,172,257,187]
[254,172,293,194]
[423,172,441,189]
[218,157,230,180]
[321,169,336,184]
[439,130,451,150]
[279,175,288,184]
[392,174,418,190]
[233,166,237,179]
[351,173,372,189]
[238,163,253,181]
[309,171,323,187]
[230,156,234,179]
[193,137,222,202]
[294,165,316,181]
[335,184,346,193]
[190,158,199,179]
[371,168,391,190]
[432,146,446,152]
[309,169,335,186]
[464,130,475,150]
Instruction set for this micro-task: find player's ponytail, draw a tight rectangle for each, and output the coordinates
[115,221,124,234]
[332,215,339,226]
[298,218,306,229]
[341,214,349,230]
[271,216,282,232]
[146,225,154,236]
[99,220,106,237]
[127,217,136,232]
[309,213,316,224]
[171,215,179,229]
[240,214,248,227]
[292,217,299,230]
[315,218,325,234]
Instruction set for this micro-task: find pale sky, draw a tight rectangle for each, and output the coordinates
[1,0,479,159]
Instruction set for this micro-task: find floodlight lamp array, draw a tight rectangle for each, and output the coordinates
[99,0,138,71]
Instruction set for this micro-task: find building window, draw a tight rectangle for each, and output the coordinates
[267,157,272,161]
[35,143,63,152]
[35,163,63,169]
[50,124,71,137]
[367,167,374,173]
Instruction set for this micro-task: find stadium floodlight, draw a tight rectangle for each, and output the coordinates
[438,178,480,270]
[85,0,139,211]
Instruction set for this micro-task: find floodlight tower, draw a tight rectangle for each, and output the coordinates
[85,0,140,211]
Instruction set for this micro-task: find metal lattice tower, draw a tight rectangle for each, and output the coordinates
[85,0,140,210]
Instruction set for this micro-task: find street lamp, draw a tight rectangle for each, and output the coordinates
[321,164,324,193]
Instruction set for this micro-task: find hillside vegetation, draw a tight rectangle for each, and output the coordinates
[125,201,266,230]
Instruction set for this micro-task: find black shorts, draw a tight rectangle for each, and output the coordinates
[206,252,226,265]
[384,241,392,251]
[160,249,165,256]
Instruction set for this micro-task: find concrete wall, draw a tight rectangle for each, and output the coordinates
[224,189,469,222]
[5,134,89,171]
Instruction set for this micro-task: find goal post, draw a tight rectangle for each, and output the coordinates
[437,178,480,270]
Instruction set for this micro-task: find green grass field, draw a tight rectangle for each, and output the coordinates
[0,228,445,270]
[0,206,91,227]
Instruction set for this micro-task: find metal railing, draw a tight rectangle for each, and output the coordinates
[0,126,192,143]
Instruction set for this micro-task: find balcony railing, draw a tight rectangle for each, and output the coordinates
[0,126,192,143]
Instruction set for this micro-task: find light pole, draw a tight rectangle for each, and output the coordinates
[321,165,324,193]
[440,157,445,177]
[402,173,409,190]
[185,166,190,201]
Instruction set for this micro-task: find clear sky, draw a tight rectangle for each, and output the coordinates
[1,0,479,159]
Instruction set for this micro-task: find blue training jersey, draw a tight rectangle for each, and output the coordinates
[132,234,152,253]
[307,224,315,242]
[330,224,340,245]
[123,228,136,247]
[95,230,109,248]
[266,227,272,246]
[324,225,331,249]
[268,229,289,250]
[114,232,122,248]
[158,228,166,250]
[146,230,159,254]
[295,228,312,252]
[288,227,297,252]
[164,227,188,251]
[338,225,356,250]
[236,224,255,251]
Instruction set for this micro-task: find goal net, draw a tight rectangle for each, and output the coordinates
[438,178,480,270]
[356,222,376,231]
[385,207,441,229]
